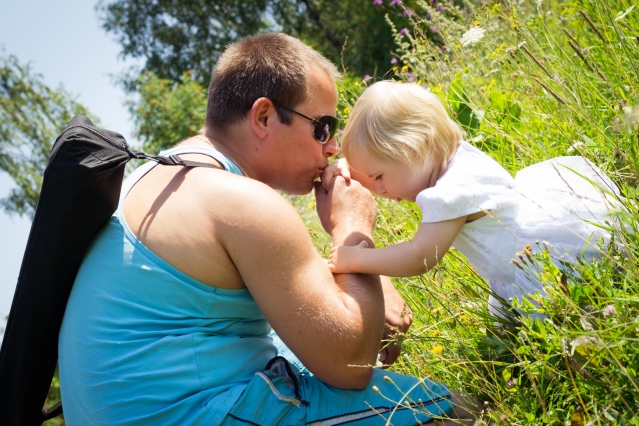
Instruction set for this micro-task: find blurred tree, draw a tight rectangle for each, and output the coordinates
[131,70,207,152]
[0,52,93,218]
[98,0,427,85]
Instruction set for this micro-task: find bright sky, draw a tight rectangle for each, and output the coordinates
[0,0,143,335]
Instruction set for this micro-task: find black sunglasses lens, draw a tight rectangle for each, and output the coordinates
[314,117,338,143]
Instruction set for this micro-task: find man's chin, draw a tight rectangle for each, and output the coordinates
[279,181,315,196]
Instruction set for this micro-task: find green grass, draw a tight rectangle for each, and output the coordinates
[326,0,639,423]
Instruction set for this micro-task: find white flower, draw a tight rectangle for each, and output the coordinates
[567,141,584,153]
[570,335,603,355]
[460,27,486,47]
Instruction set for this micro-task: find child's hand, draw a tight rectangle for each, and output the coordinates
[321,158,351,191]
[327,240,368,273]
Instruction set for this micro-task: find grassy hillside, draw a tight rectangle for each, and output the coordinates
[295,0,639,423]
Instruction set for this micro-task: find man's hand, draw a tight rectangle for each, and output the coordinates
[320,158,351,192]
[314,175,377,244]
[378,276,412,367]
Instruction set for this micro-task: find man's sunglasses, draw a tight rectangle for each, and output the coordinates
[273,102,339,144]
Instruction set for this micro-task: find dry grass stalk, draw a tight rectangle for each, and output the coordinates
[579,10,607,44]
[534,78,568,105]
[521,45,553,79]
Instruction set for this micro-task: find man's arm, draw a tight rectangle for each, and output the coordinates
[214,176,384,389]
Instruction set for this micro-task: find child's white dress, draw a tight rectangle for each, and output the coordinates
[416,142,620,317]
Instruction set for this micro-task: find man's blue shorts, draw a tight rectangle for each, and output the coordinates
[220,334,454,425]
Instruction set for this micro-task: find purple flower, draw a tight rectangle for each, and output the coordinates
[391,0,401,5]
[436,5,445,11]
[507,379,516,387]
[430,27,438,33]
[390,57,398,64]
[338,129,344,136]
[363,74,371,81]
[373,0,383,5]
[404,9,413,17]
[406,72,416,82]
[603,304,616,317]
[400,28,408,36]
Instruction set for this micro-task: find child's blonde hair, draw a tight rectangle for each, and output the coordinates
[342,81,462,172]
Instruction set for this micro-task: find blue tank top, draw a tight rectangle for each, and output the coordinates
[58,146,276,425]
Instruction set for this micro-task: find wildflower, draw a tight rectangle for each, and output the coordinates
[436,5,444,12]
[432,330,441,337]
[391,0,401,5]
[309,203,316,209]
[373,0,383,5]
[623,105,639,128]
[354,82,359,86]
[337,129,344,136]
[507,379,516,387]
[363,74,371,81]
[431,345,443,355]
[460,26,486,46]
[570,335,603,355]
[404,9,413,17]
[567,141,584,153]
[392,66,398,71]
[603,304,616,317]
[343,107,350,114]
[400,28,408,36]
[390,57,398,64]
[401,65,409,71]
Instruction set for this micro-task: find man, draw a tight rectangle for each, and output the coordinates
[58,33,474,424]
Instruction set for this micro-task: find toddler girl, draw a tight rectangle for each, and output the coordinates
[325,81,620,317]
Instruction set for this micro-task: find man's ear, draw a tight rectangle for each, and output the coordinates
[250,97,277,139]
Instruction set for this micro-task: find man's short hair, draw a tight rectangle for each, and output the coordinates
[206,33,340,130]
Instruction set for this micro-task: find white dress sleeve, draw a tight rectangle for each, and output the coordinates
[416,184,498,223]
[416,141,514,223]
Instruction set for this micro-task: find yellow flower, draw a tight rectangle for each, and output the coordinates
[343,107,350,114]
[401,65,409,71]
[311,196,316,202]
[474,21,481,26]
[421,39,426,44]
[354,82,359,87]
[455,43,461,49]
[432,330,441,337]
[308,203,316,209]
[392,66,398,71]
[431,345,443,355]
[512,23,518,29]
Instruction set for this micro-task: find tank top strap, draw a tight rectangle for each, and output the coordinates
[118,145,244,211]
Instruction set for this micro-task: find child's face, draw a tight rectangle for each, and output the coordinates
[349,150,431,202]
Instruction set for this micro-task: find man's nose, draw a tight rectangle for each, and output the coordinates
[322,136,340,158]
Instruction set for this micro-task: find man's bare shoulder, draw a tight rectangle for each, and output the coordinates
[191,168,304,229]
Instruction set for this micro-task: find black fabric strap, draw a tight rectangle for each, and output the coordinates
[128,151,223,170]
[42,401,63,421]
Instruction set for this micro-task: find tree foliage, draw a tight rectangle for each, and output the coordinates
[98,0,438,84]
[0,52,93,218]
[131,70,207,153]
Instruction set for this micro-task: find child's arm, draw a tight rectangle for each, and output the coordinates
[327,216,467,277]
